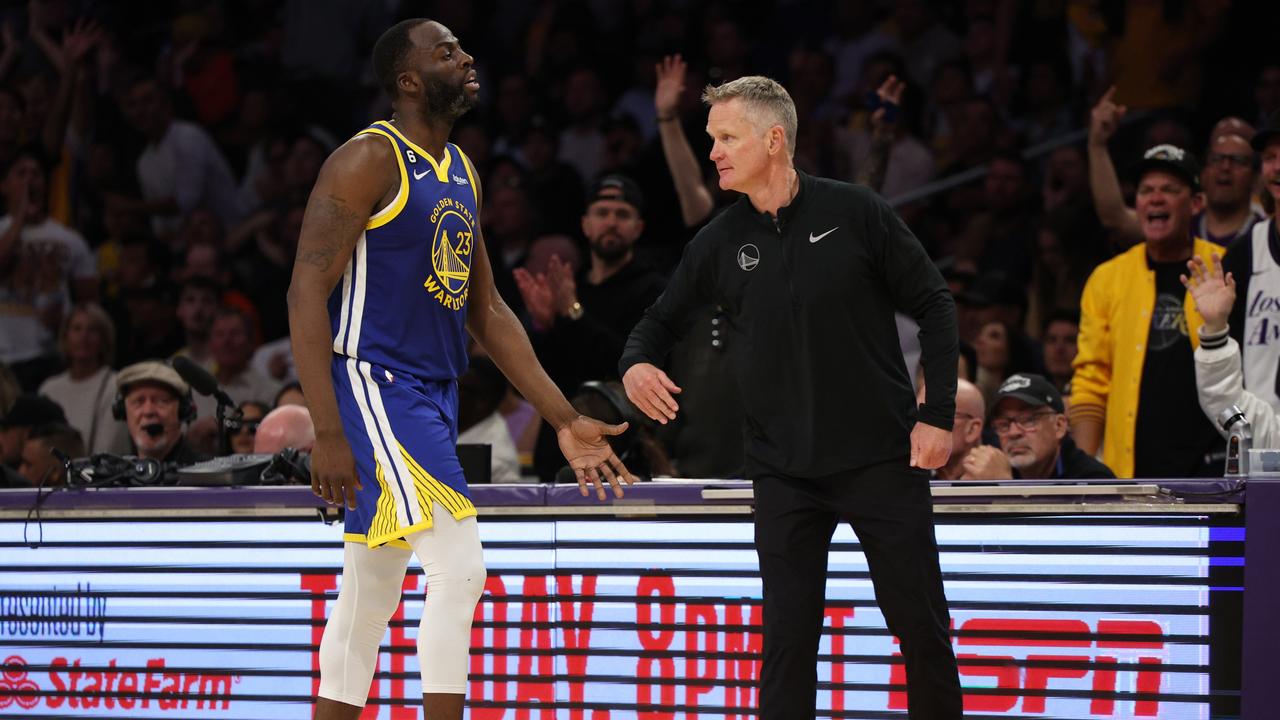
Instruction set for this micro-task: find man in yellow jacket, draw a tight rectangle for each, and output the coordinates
[1070,144,1226,478]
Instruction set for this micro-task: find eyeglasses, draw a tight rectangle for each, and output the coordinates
[991,411,1054,434]
[1207,152,1253,169]
[231,419,261,435]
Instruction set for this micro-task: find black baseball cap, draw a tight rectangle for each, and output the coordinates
[1133,144,1201,191]
[586,174,644,214]
[994,373,1064,414]
[0,394,67,429]
[1252,110,1280,153]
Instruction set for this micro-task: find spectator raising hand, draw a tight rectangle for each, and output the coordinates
[1188,252,1280,449]
[654,54,685,122]
[1089,86,1127,147]
[1087,86,1143,244]
[59,19,104,71]
[858,73,905,192]
[654,54,713,227]
[869,74,905,134]
[1181,254,1234,334]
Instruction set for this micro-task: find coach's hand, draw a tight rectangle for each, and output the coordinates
[557,416,636,501]
[622,363,682,424]
[909,422,952,470]
[311,432,361,510]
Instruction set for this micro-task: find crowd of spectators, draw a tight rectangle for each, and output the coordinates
[2,0,1279,486]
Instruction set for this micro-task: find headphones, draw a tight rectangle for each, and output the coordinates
[577,381,640,460]
[111,385,197,424]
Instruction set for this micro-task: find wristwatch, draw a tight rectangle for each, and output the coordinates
[566,301,584,320]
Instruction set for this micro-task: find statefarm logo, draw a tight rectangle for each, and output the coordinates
[0,654,238,712]
[1,655,39,710]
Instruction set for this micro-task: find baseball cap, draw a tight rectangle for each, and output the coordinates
[1133,144,1201,191]
[994,373,1064,413]
[586,174,644,214]
[116,361,190,398]
[1252,110,1280,152]
[0,394,67,429]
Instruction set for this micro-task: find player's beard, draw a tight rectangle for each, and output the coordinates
[422,73,476,121]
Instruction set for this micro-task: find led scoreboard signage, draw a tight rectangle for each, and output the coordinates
[0,514,1221,718]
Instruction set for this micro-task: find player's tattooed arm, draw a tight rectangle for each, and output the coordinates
[298,193,364,271]
[288,135,397,509]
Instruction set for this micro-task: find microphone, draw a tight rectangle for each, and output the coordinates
[171,356,241,457]
[172,356,236,409]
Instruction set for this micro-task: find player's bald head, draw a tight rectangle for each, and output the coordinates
[955,378,985,420]
[253,405,316,454]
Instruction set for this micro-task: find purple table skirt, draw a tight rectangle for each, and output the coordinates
[0,478,1243,512]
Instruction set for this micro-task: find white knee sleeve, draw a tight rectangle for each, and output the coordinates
[317,539,411,705]
[407,503,486,694]
[316,504,485,704]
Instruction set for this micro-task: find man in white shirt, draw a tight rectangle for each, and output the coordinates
[122,77,245,239]
[457,357,522,483]
[0,148,98,385]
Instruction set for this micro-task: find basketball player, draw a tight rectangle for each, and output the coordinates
[288,19,635,720]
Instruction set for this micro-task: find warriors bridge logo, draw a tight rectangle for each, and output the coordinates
[425,197,474,311]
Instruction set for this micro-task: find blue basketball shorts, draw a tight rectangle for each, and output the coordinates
[331,356,476,548]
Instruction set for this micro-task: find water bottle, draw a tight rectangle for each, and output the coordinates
[1219,405,1252,477]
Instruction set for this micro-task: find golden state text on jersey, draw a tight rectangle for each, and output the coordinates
[328,120,480,381]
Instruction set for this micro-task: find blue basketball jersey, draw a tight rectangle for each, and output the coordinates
[328,120,480,381]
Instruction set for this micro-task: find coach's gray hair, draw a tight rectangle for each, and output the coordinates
[702,76,798,158]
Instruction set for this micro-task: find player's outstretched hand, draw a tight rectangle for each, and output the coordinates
[311,433,362,510]
[557,415,637,501]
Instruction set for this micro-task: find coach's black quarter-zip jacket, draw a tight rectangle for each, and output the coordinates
[620,171,958,479]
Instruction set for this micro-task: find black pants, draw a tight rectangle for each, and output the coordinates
[753,458,961,719]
